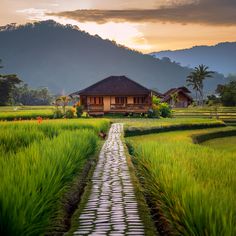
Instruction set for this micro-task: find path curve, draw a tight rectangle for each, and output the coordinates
[73,123,145,235]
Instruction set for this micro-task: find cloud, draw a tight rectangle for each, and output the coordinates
[16,8,48,21]
[48,0,236,25]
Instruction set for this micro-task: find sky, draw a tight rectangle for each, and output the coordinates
[1,0,236,53]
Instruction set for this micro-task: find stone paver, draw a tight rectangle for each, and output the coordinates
[74,123,144,236]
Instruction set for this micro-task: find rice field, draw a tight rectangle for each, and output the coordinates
[127,127,236,236]
[0,106,55,120]
[0,119,109,236]
[122,118,225,137]
[121,117,224,128]
[202,136,236,152]
[173,107,236,125]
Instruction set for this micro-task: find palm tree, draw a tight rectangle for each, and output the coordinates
[186,73,201,104]
[187,64,214,106]
[56,96,71,114]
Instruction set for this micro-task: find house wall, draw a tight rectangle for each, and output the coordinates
[111,96,115,104]
[103,96,110,112]
[127,96,133,104]
[110,96,134,104]
[83,94,151,113]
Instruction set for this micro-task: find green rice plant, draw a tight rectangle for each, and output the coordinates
[202,136,236,152]
[0,110,54,120]
[0,119,110,235]
[0,128,45,153]
[127,128,236,236]
[124,118,225,137]
[0,129,98,236]
[0,119,110,135]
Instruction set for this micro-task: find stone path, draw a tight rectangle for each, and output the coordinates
[73,123,145,236]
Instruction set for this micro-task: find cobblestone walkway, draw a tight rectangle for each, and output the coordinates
[73,123,145,236]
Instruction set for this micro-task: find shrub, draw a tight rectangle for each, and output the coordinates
[148,105,160,118]
[152,95,161,105]
[53,110,63,119]
[159,102,172,118]
[65,109,75,119]
[76,106,83,118]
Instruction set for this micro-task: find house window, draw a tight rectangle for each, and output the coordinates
[89,97,103,105]
[134,97,147,104]
[115,97,127,104]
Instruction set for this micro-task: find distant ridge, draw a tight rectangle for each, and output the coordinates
[0,20,226,94]
[150,42,236,76]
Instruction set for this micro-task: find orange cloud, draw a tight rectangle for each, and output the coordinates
[48,0,236,26]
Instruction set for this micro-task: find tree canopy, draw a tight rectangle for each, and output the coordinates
[216,80,236,106]
[186,64,214,105]
[0,60,22,105]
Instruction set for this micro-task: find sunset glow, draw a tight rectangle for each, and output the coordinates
[1,0,236,52]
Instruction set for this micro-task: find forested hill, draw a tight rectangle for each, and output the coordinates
[0,20,226,94]
[150,42,236,76]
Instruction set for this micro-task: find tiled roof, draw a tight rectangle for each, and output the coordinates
[71,76,150,96]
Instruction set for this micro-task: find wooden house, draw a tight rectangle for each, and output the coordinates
[71,76,152,115]
[162,87,193,108]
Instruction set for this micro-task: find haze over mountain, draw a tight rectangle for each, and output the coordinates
[150,42,236,76]
[0,20,226,95]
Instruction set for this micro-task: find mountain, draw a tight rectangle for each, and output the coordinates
[0,20,226,94]
[150,42,236,76]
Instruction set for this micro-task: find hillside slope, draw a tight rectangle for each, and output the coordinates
[0,20,226,94]
[150,42,236,76]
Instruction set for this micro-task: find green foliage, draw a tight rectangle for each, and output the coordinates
[187,64,214,105]
[13,84,53,105]
[152,95,160,105]
[76,106,83,118]
[147,107,160,118]
[149,96,172,118]
[65,109,75,119]
[216,80,236,106]
[55,96,71,114]
[127,127,236,235]
[206,94,221,106]
[0,75,22,105]
[159,102,172,118]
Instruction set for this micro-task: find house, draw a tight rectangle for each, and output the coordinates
[70,76,152,115]
[162,87,193,108]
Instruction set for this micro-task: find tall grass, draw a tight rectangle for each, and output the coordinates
[127,128,236,236]
[0,119,110,235]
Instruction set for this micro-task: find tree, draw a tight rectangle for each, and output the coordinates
[186,64,214,105]
[13,84,53,105]
[0,60,22,105]
[186,73,200,103]
[55,96,71,114]
[216,80,236,106]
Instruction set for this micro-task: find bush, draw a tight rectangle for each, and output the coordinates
[53,110,63,119]
[76,106,83,118]
[65,109,75,118]
[148,108,159,118]
[159,102,172,118]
